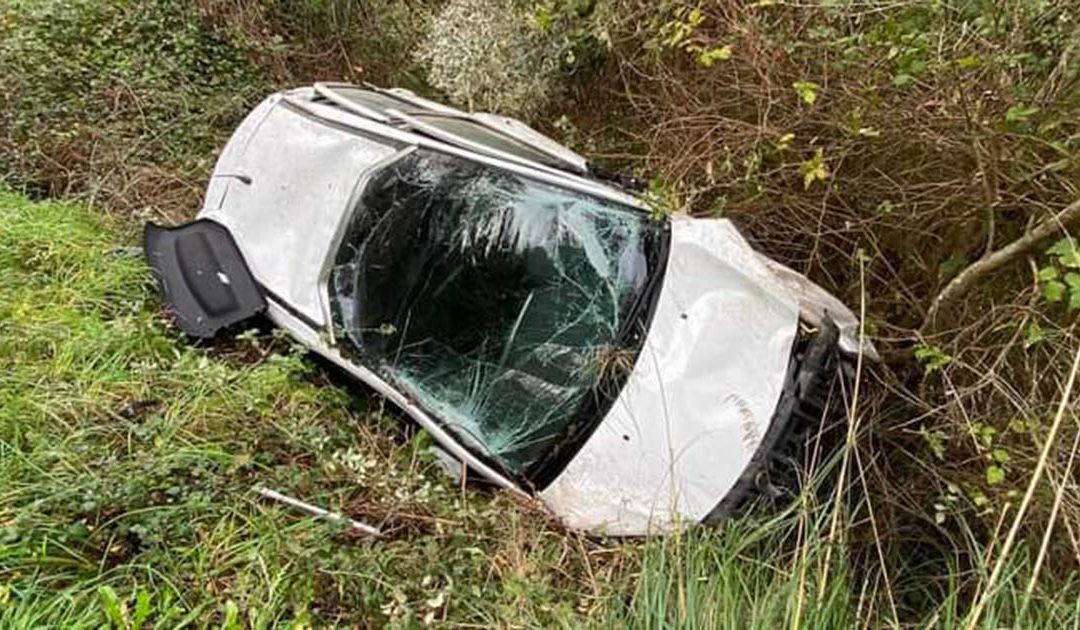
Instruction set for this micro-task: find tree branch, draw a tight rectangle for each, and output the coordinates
[921,197,1080,333]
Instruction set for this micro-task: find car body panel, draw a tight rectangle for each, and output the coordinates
[200,99,399,325]
[538,217,798,534]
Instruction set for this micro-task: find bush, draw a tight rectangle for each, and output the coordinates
[0,0,270,216]
[418,0,608,117]
[195,0,436,89]
[582,0,1080,620]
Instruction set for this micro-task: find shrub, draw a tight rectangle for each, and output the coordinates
[0,0,270,216]
[195,0,436,89]
[417,0,608,117]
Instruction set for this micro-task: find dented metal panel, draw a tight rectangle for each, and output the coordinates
[539,217,799,535]
[200,102,398,325]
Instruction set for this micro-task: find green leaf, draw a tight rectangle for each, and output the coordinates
[792,81,820,105]
[986,465,1005,485]
[938,253,969,279]
[955,55,981,69]
[775,132,795,150]
[874,200,895,215]
[891,73,914,87]
[534,6,553,31]
[992,448,1011,463]
[696,45,733,67]
[799,148,828,189]
[914,344,951,374]
[1046,237,1080,269]
[132,588,152,628]
[687,7,704,27]
[1043,279,1066,302]
[223,599,241,630]
[1005,104,1039,124]
[1068,274,1080,310]
[1024,322,1046,348]
[1037,265,1059,281]
[98,585,128,628]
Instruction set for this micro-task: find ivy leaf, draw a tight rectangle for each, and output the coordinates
[986,465,1005,485]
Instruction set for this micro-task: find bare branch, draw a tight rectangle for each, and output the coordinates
[922,198,1080,333]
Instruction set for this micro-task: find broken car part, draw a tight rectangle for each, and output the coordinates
[254,486,382,537]
[144,83,875,536]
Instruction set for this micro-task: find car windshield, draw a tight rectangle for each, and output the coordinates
[328,149,667,483]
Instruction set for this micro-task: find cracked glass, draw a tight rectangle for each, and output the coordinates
[329,149,667,482]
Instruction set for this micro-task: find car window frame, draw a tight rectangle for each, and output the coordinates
[319,144,670,486]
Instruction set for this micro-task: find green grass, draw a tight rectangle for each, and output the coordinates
[0,191,619,626]
[3,190,1080,627]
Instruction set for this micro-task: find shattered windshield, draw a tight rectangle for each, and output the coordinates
[329,149,667,484]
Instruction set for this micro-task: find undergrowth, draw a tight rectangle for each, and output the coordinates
[0,0,270,216]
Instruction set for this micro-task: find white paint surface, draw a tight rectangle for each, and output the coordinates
[201,99,397,325]
[539,217,799,535]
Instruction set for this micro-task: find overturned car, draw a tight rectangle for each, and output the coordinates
[144,83,873,536]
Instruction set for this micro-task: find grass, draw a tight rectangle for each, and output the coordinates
[0,190,625,626]
[3,192,1080,627]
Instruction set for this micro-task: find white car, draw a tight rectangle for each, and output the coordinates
[144,83,873,536]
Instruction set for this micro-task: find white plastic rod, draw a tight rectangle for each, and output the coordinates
[254,485,383,537]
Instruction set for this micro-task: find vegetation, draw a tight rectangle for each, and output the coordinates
[2,0,1080,626]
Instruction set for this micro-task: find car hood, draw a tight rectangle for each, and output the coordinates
[539,216,801,535]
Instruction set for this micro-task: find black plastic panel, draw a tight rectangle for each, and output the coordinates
[143,219,266,338]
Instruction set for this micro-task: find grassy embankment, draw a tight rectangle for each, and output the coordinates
[3,191,1080,627]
